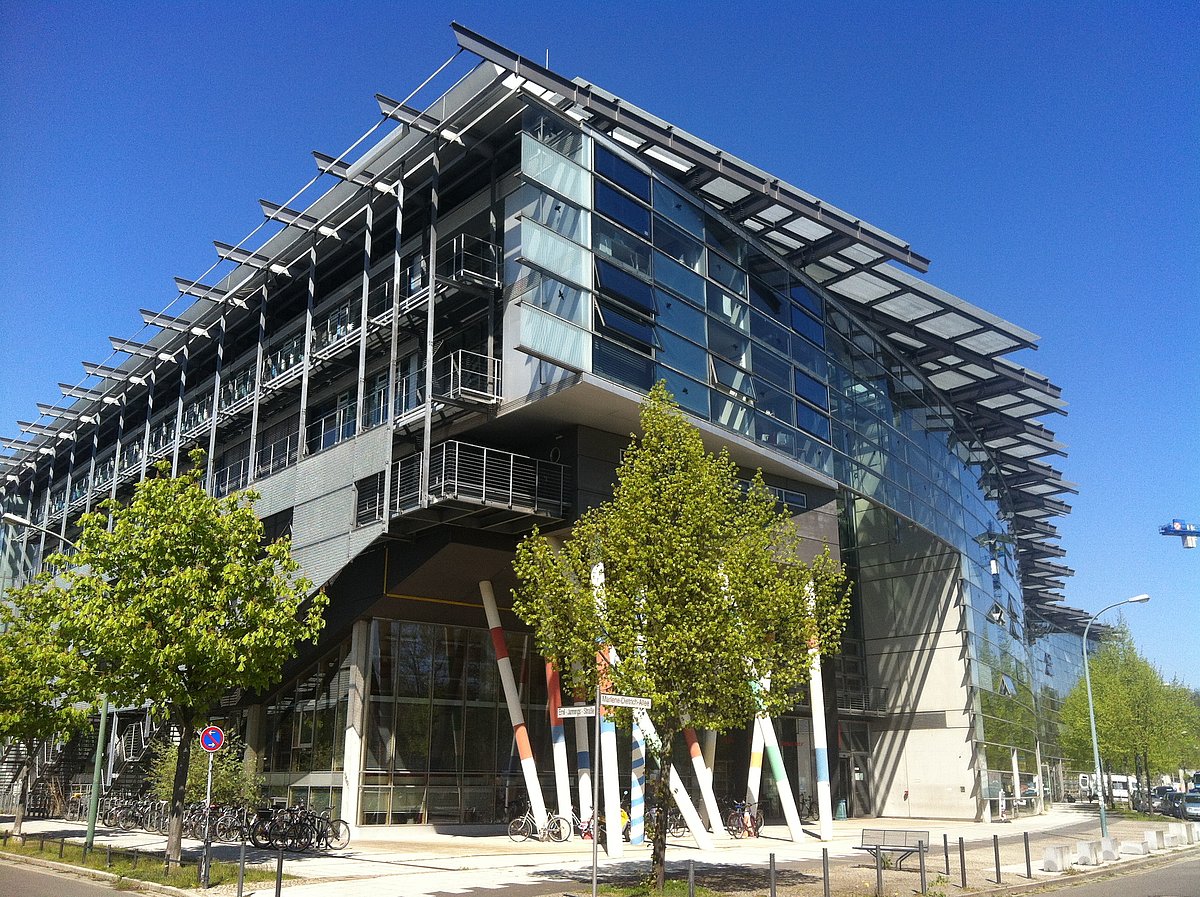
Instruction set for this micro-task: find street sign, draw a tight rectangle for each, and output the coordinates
[600,693,652,709]
[199,726,225,753]
[556,705,597,718]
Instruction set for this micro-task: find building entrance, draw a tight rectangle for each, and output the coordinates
[837,754,871,817]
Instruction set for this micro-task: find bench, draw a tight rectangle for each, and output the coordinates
[856,828,930,870]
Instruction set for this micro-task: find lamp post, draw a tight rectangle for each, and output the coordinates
[2,512,109,849]
[1083,592,1150,838]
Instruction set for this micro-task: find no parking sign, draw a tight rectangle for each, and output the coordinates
[200,725,224,753]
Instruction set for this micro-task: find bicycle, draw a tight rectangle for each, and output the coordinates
[725,800,761,838]
[507,809,571,842]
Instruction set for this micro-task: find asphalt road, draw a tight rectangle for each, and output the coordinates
[0,858,123,896]
[1022,855,1200,896]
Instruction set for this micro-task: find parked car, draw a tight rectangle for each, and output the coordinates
[1151,785,1174,812]
[1182,793,1200,821]
[1164,791,1186,817]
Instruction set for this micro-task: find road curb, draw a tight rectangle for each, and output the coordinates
[0,849,200,897]
[960,843,1198,897]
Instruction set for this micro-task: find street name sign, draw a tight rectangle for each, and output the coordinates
[600,693,652,709]
[556,705,597,718]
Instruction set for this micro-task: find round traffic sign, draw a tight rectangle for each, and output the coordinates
[199,725,225,753]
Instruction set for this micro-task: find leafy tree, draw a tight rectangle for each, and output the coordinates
[6,450,326,864]
[513,384,851,889]
[146,734,261,807]
[0,600,89,836]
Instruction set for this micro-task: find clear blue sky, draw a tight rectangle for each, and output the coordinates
[2,3,1196,684]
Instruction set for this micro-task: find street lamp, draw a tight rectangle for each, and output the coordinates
[1,512,109,850]
[1083,592,1150,838]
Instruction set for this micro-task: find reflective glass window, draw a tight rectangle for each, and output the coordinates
[791,282,822,316]
[751,309,790,356]
[594,180,651,238]
[653,181,704,237]
[596,299,657,351]
[755,414,796,454]
[796,401,831,442]
[791,304,826,347]
[653,251,705,305]
[595,144,651,202]
[792,334,829,379]
[657,290,707,343]
[522,219,591,288]
[521,136,589,207]
[708,252,746,294]
[658,331,708,381]
[593,217,651,276]
[705,214,747,264]
[755,379,794,424]
[520,274,589,326]
[656,366,710,418]
[712,392,754,437]
[707,283,750,333]
[751,344,791,390]
[595,259,656,315]
[709,320,751,367]
[518,304,591,372]
[653,217,704,272]
[749,277,786,321]
[525,108,587,164]
[795,369,829,409]
[713,358,756,399]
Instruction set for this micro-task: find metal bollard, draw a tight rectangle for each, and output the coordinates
[919,839,927,894]
[770,852,777,897]
[688,859,695,897]
[993,833,1001,883]
[822,847,830,897]
[944,833,950,875]
[876,846,883,897]
[58,839,65,859]
[959,836,966,889]
[1024,831,1032,879]
[275,847,285,897]
[237,838,246,897]
[133,848,139,869]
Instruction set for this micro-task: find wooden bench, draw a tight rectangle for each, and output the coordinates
[856,828,930,870]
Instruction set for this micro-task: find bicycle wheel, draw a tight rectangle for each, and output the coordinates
[327,818,351,850]
[546,815,571,842]
[726,810,743,838]
[507,816,532,842]
[669,811,687,838]
[249,817,273,849]
[753,809,764,836]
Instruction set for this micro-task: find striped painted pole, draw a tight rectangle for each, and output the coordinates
[634,708,714,850]
[546,663,573,834]
[746,715,766,807]
[685,727,728,838]
[599,648,624,858]
[479,581,548,830]
[756,713,805,840]
[629,721,646,844]
[573,684,593,827]
[809,644,833,841]
[701,730,718,828]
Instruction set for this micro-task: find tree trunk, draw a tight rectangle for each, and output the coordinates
[652,738,674,892]
[166,718,195,867]
[12,740,33,838]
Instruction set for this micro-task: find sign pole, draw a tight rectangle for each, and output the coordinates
[591,681,601,897]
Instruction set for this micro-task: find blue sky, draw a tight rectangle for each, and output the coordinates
[1,3,1196,685]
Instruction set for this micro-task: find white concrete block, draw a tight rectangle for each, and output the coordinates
[1163,833,1179,847]
[1120,840,1150,855]
[1145,829,1165,849]
[1042,845,1071,872]
[1100,837,1120,861]
[1075,841,1101,865]
[1168,823,1192,845]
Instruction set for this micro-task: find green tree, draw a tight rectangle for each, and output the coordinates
[0,600,89,836]
[6,451,326,864]
[146,734,261,807]
[512,384,850,889]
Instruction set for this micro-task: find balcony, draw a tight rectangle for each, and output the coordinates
[436,233,500,289]
[433,349,501,405]
[383,441,569,535]
[836,685,890,715]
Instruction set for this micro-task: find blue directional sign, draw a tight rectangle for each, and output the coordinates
[200,726,225,753]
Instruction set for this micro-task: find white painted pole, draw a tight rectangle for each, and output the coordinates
[756,714,805,840]
[480,580,548,830]
[630,721,646,844]
[635,709,715,850]
[809,647,834,841]
[600,648,624,858]
[685,727,727,838]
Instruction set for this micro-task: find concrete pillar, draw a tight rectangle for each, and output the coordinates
[242,704,266,779]
[339,619,370,829]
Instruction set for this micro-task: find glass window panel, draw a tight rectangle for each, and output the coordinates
[595,144,650,201]
[653,251,705,305]
[593,216,652,277]
[522,219,592,288]
[595,259,656,315]
[521,136,589,207]
[709,320,751,367]
[751,344,792,390]
[593,337,655,391]
[796,401,832,442]
[657,290,707,343]
[712,359,756,399]
[428,704,464,772]
[707,282,750,333]
[755,413,796,454]
[525,108,587,164]
[792,334,829,379]
[749,277,786,320]
[524,275,588,326]
[516,184,587,243]
[795,369,830,409]
[656,366,710,418]
[594,180,651,238]
[652,180,703,237]
[519,304,591,371]
[755,379,794,424]
[791,304,826,347]
[791,282,822,315]
[653,217,704,272]
[596,300,657,350]
[462,705,499,773]
[658,331,709,381]
[364,699,395,770]
[707,252,746,294]
[712,392,754,437]
[393,700,431,772]
[751,309,790,356]
[705,214,748,264]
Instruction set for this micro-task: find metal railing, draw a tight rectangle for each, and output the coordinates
[433,349,501,403]
[391,441,568,518]
[437,233,500,287]
[263,331,305,385]
[836,685,890,713]
[212,457,251,497]
[256,431,299,479]
[306,404,357,455]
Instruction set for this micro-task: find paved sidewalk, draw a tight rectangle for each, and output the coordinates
[3,806,1197,896]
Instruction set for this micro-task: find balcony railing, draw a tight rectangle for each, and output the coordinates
[256,431,299,478]
[306,404,357,455]
[213,457,251,498]
[391,441,568,518]
[437,234,501,288]
[433,349,501,404]
[836,685,889,714]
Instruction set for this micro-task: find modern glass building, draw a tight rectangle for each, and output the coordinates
[1,24,1092,832]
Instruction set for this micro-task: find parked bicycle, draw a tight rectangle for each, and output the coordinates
[508,808,571,842]
[724,799,762,838]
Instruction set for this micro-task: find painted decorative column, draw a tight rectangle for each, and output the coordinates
[339,619,370,831]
